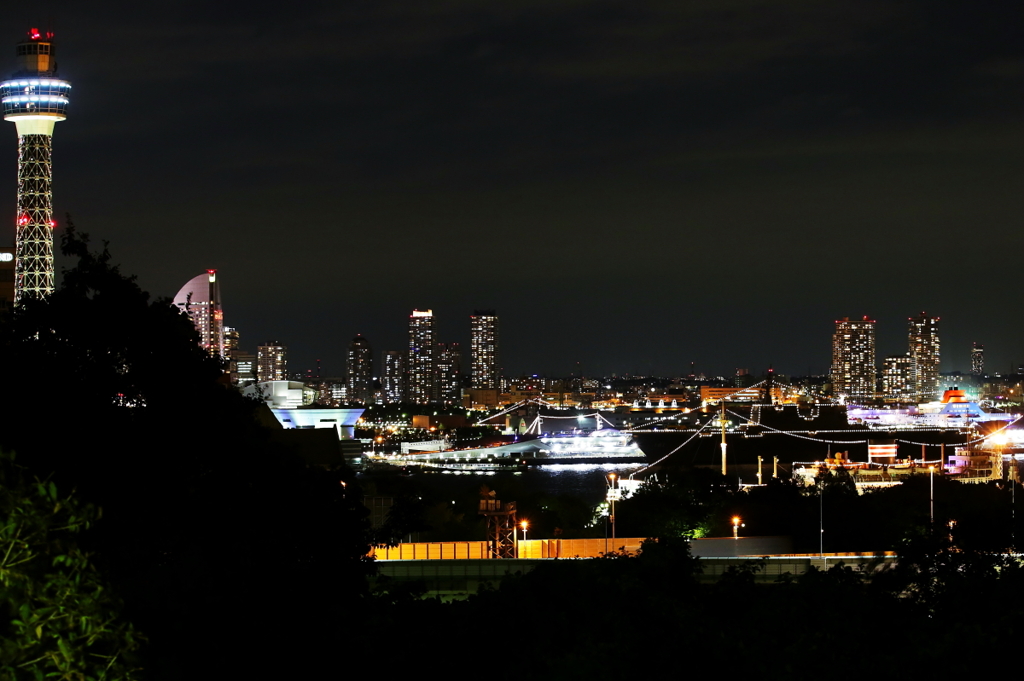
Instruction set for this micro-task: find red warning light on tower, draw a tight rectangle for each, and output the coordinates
[17,214,28,226]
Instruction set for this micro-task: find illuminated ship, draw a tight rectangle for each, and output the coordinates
[629,386,1017,481]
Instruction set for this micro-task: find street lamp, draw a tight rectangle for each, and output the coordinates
[520,519,529,542]
[607,473,619,541]
[732,516,742,539]
[929,465,935,525]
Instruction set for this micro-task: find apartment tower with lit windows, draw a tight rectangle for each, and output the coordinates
[470,310,499,389]
[2,28,71,301]
[908,312,940,401]
[346,334,373,403]
[257,341,287,382]
[831,316,876,401]
[382,350,404,403]
[971,342,984,377]
[407,310,435,403]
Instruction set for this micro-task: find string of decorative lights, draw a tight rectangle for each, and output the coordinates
[625,380,774,432]
[629,416,717,478]
[723,407,1024,450]
[475,397,555,426]
[893,414,1024,447]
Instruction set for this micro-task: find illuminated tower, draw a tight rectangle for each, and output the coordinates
[435,341,462,405]
[830,316,876,401]
[172,270,225,358]
[346,334,373,403]
[1,28,71,302]
[908,312,940,401]
[407,310,435,403]
[971,342,984,377]
[470,310,499,389]
[382,350,404,403]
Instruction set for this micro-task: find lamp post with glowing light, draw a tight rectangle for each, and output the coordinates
[606,473,620,542]
[929,465,935,525]
[732,516,743,539]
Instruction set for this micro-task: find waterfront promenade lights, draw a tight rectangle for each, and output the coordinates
[732,516,744,539]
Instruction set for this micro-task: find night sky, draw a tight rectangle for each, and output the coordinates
[3,1,1023,378]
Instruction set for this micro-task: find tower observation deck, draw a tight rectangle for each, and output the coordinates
[0,28,70,302]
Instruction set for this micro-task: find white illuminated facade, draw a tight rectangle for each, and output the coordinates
[172,270,225,358]
[831,316,876,401]
[1,29,72,302]
[271,406,365,440]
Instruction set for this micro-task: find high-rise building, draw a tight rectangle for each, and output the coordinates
[908,312,940,401]
[470,310,499,389]
[2,29,71,302]
[881,354,914,403]
[230,350,256,386]
[173,270,225,358]
[346,334,373,403]
[407,310,435,403]
[223,326,239,355]
[257,341,287,382]
[435,342,462,405]
[971,342,984,377]
[382,350,404,403]
[831,316,876,401]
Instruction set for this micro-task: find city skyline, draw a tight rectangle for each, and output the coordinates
[2,4,1022,376]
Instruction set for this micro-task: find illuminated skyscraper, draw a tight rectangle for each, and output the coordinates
[908,312,940,401]
[173,270,225,358]
[435,341,462,405]
[971,342,984,377]
[881,354,914,402]
[2,28,71,302]
[831,316,876,401]
[470,310,499,389]
[346,334,373,403]
[223,326,239,355]
[382,350,404,403]
[257,341,287,382]
[407,310,435,403]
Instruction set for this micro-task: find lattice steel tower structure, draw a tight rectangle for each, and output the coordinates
[1,28,71,302]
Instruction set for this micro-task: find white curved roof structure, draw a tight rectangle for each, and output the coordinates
[173,270,224,358]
